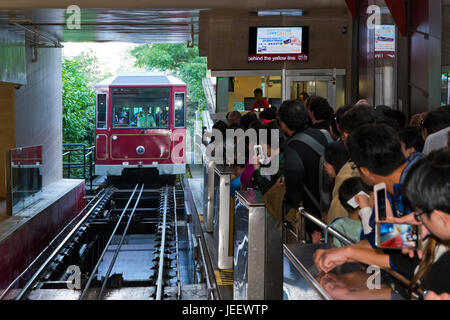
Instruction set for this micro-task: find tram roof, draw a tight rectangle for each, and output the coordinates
[95,73,186,87]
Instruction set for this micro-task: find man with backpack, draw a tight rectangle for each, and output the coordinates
[278,100,333,240]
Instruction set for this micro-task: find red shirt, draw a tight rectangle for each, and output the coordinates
[250,99,269,112]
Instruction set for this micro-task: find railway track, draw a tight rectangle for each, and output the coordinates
[2,183,188,300]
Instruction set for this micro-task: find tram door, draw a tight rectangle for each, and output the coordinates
[284,75,341,110]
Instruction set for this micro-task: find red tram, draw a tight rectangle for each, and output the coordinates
[94,73,187,176]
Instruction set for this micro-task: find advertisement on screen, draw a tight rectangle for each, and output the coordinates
[248,27,309,62]
[375,25,395,59]
[257,27,303,54]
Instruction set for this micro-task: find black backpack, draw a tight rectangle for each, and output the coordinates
[287,129,333,213]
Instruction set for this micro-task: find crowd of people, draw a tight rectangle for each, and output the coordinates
[210,89,450,300]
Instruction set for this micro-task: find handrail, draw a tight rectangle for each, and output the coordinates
[63,144,94,186]
[298,207,354,247]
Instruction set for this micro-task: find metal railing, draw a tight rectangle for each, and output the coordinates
[297,207,355,246]
[63,144,94,189]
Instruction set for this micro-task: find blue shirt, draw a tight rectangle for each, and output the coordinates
[230,174,242,199]
[363,155,423,248]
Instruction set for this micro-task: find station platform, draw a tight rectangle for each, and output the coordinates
[0,179,85,294]
[186,164,234,300]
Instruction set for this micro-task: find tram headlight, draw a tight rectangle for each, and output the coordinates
[136,146,145,155]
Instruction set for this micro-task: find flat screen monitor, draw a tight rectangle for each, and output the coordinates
[269,98,281,108]
[248,26,309,62]
[244,97,256,111]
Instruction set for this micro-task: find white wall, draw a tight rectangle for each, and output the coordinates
[14,45,63,186]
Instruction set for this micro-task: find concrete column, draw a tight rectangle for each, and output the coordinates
[0,84,16,198]
[14,45,63,187]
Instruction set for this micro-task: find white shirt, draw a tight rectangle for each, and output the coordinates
[423,126,450,155]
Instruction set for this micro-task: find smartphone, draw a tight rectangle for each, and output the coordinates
[374,183,387,221]
[375,222,422,250]
[254,145,264,163]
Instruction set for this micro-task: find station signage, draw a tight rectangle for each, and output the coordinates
[248,53,308,62]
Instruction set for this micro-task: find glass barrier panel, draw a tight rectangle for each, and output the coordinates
[7,145,43,216]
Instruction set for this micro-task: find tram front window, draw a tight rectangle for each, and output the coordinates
[111,87,170,128]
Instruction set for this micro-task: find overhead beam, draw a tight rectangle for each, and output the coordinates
[0,0,346,10]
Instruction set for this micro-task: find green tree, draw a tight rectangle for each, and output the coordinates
[62,57,95,145]
[130,44,207,126]
[62,51,111,146]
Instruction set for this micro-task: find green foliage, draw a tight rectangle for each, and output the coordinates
[62,51,111,178]
[130,44,207,130]
[62,51,112,146]
[62,57,95,145]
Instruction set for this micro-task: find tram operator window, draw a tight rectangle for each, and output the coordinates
[174,92,185,128]
[111,87,170,129]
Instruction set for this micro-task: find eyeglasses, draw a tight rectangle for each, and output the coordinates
[414,210,427,222]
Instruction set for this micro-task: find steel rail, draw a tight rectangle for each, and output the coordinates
[97,184,145,300]
[155,186,169,300]
[79,184,139,300]
[173,186,181,300]
[12,187,111,300]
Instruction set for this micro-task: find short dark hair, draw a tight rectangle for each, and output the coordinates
[339,177,371,213]
[336,105,353,125]
[254,88,263,95]
[324,141,349,175]
[399,126,424,153]
[376,117,400,132]
[346,124,406,176]
[330,115,340,138]
[240,112,258,130]
[423,109,450,135]
[384,109,407,128]
[403,149,450,216]
[278,100,308,132]
[340,105,376,134]
[307,96,334,121]
[259,106,277,121]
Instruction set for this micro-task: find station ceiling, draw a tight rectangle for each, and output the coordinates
[0,0,347,44]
